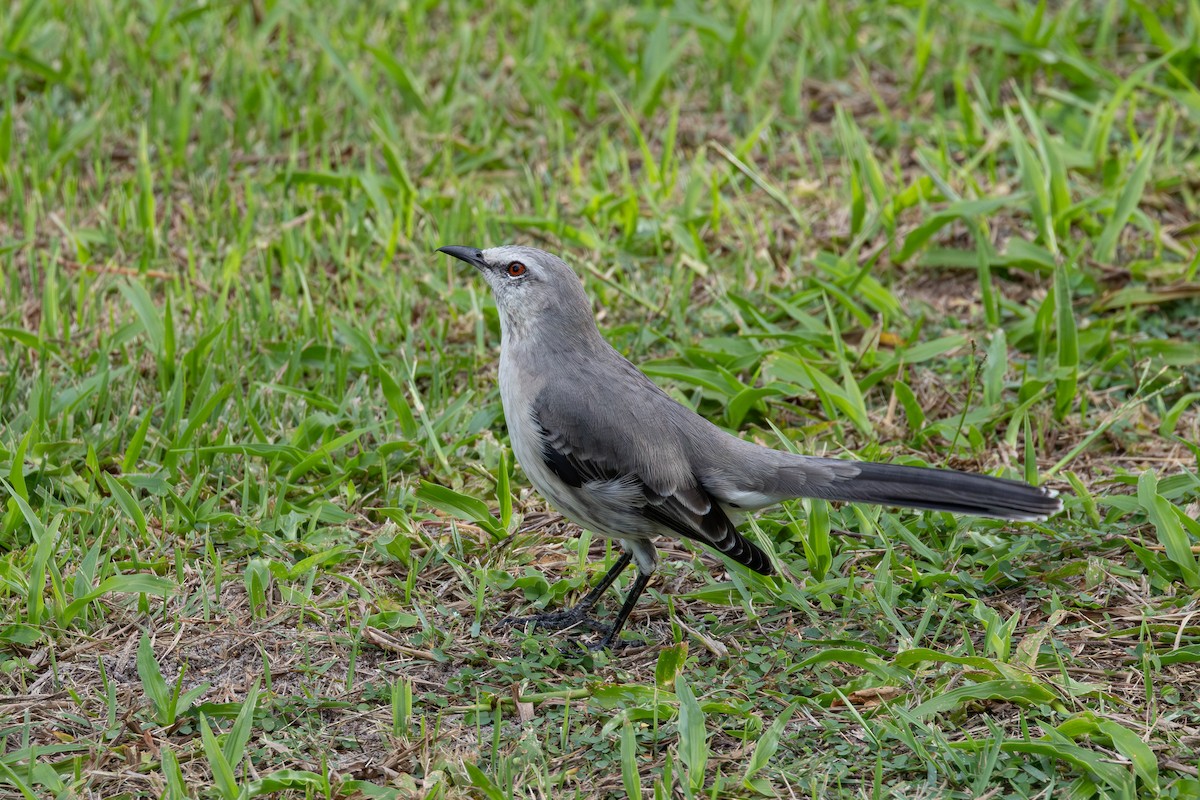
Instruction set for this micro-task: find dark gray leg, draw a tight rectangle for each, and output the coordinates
[591,569,652,650]
[499,550,633,634]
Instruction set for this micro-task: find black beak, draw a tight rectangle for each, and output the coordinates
[437,245,488,271]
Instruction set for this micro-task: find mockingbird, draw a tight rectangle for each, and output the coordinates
[437,244,1062,650]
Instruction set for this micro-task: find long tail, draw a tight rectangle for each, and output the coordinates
[810,460,1061,521]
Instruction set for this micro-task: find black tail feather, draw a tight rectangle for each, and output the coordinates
[820,462,1061,521]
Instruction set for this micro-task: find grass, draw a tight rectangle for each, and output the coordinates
[1,0,1199,797]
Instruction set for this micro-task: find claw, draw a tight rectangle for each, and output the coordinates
[499,613,638,653]
[497,609,605,634]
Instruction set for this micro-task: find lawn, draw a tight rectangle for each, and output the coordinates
[1,1,1199,798]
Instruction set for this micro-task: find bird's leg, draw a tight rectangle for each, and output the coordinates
[590,569,652,651]
[499,551,633,633]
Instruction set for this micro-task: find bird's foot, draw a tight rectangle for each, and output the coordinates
[496,608,605,635]
[498,609,644,654]
[584,631,630,652]
[549,625,631,654]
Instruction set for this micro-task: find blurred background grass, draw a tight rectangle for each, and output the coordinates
[1,1,1198,798]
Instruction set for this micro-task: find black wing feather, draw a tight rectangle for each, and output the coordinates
[641,491,773,575]
[539,433,623,487]
[534,413,773,576]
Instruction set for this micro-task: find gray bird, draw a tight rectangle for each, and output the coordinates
[437,244,1062,650]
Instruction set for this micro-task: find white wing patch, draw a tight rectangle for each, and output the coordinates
[718,489,781,511]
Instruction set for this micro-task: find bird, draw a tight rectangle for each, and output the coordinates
[436,244,1062,650]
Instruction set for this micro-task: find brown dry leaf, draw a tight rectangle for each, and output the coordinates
[831,686,905,708]
[1013,608,1068,669]
[510,684,535,724]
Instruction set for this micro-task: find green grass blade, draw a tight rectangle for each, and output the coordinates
[137,632,173,726]
[198,714,239,800]
[674,674,709,794]
[222,680,259,767]
[621,721,644,800]
[1053,259,1078,419]
[1096,135,1158,263]
[1137,471,1200,587]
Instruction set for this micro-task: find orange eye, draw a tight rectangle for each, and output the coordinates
[505,262,527,277]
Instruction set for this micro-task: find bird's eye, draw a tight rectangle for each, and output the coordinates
[505,262,527,278]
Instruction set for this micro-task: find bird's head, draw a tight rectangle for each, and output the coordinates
[437,244,595,340]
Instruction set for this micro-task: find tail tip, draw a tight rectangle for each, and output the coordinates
[1015,484,1063,522]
